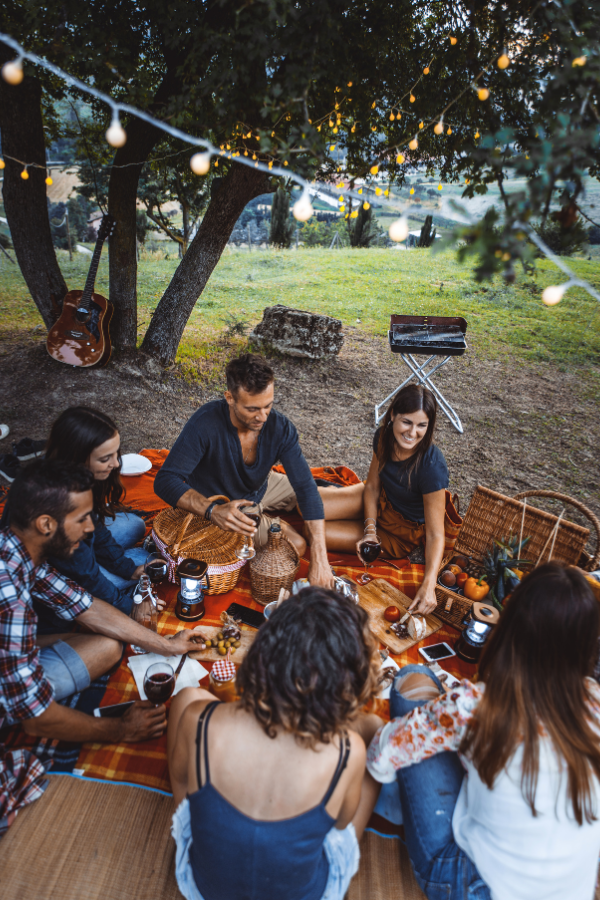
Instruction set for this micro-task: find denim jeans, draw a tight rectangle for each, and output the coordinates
[390,665,491,900]
[100,513,149,591]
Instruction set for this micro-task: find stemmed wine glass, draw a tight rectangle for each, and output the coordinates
[357,537,382,585]
[143,662,175,706]
[236,504,261,561]
[144,552,168,584]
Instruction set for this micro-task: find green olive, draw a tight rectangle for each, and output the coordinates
[204,639,212,648]
[230,647,236,655]
[217,632,224,640]
[224,640,231,648]
[218,646,227,656]
[233,639,241,648]
[217,640,224,648]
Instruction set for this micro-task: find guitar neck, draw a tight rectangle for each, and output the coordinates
[80,233,107,309]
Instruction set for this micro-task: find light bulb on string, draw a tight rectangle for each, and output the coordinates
[45,175,53,186]
[363,202,370,210]
[396,153,405,164]
[450,36,457,45]
[542,283,571,306]
[2,58,24,85]
[190,152,211,175]
[389,112,395,121]
[410,187,415,194]
[446,126,452,135]
[20,167,29,180]
[409,136,418,150]
[389,217,409,242]
[572,56,587,67]
[419,121,424,129]
[0,159,5,169]
[434,120,444,135]
[106,111,127,148]
[474,131,480,139]
[423,66,430,75]
[293,192,314,222]
[409,94,416,103]
[477,87,490,101]
[497,53,510,69]
[370,165,379,175]
[438,183,443,190]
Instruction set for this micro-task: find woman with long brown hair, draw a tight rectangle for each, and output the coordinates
[167,587,383,900]
[320,384,461,614]
[367,563,600,900]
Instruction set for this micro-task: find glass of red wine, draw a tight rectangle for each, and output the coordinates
[144,552,168,584]
[143,662,175,706]
[236,505,260,561]
[358,538,382,585]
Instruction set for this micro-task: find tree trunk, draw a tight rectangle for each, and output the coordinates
[141,163,271,365]
[107,73,180,350]
[0,52,68,329]
[107,119,164,349]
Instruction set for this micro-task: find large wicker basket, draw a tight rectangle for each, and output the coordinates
[152,504,246,595]
[435,486,600,630]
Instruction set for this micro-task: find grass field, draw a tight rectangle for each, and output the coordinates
[1,245,600,375]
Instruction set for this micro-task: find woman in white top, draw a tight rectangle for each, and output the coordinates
[367,562,600,900]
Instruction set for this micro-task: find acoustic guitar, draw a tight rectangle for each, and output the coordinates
[46,215,116,368]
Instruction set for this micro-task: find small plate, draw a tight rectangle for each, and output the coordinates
[121,453,152,476]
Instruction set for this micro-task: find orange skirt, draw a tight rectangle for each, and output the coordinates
[376,488,463,560]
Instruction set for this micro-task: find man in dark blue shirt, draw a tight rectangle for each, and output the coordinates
[154,354,333,588]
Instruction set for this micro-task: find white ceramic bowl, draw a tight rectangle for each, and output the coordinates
[120,453,152,476]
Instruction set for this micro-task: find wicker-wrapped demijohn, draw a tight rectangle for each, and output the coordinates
[249,523,300,606]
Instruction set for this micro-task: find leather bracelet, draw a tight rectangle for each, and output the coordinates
[204,500,223,522]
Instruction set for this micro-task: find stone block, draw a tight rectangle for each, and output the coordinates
[250,305,344,359]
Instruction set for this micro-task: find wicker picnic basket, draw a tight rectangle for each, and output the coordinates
[249,523,300,606]
[435,486,600,630]
[152,500,246,595]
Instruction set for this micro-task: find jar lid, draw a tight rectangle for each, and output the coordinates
[212,658,236,682]
[177,558,208,580]
[269,523,281,533]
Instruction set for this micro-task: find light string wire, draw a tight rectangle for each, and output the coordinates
[0,30,597,305]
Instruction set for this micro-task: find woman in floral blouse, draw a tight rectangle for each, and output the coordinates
[367,562,600,900]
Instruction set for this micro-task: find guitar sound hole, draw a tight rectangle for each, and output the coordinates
[75,307,91,323]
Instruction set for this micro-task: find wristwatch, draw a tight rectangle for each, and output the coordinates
[204,499,227,522]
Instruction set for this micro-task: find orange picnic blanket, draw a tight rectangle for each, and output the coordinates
[73,450,474,793]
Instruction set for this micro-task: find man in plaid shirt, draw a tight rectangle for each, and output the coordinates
[0,459,202,832]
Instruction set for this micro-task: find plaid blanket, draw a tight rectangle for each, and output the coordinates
[5,450,474,795]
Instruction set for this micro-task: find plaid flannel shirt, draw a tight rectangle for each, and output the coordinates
[0,527,92,728]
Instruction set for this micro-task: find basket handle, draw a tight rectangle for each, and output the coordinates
[171,496,230,555]
[513,490,600,570]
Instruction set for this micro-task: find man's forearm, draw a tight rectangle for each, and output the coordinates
[176,488,211,518]
[22,700,123,742]
[77,599,182,656]
[305,519,329,563]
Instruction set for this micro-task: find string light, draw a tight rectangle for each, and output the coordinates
[477,87,490,101]
[446,125,452,135]
[423,66,430,75]
[45,175,53,185]
[106,112,127,147]
[438,183,443,190]
[190,152,211,175]
[450,36,457,45]
[542,284,569,305]
[409,94,416,103]
[474,131,481,138]
[20,167,28,180]
[1,57,23,84]
[572,56,587,67]
[497,53,510,69]
[434,120,444,135]
[419,120,424,129]
[0,159,5,169]
[409,136,418,150]
[363,201,370,210]
[389,112,395,121]
[370,164,379,175]
[396,153,405,164]
[292,192,314,222]
[389,217,409,241]
[410,187,415,194]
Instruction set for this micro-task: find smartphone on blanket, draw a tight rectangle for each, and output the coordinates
[226,603,265,629]
[93,701,135,718]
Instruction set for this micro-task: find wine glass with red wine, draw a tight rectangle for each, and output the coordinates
[144,552,168,584]
[143,662,175,706]
[236,505,260,561]
[358,538,382,584]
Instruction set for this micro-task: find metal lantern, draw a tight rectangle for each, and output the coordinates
[175,558,209,622]
[455,602,499,663]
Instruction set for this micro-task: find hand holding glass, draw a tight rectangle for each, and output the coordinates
[236,505,260,561]
[143,662,175,705]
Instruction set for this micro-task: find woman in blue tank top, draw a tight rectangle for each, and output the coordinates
[167,588,383,900]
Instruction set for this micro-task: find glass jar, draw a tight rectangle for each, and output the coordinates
[209,658,238,703]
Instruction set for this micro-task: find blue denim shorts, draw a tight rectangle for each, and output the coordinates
[171,798,360,900]
[39,641,90,701]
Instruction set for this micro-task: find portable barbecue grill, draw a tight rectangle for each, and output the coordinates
[375,315,468,433]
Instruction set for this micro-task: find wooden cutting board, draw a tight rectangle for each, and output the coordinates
[188,624,256,663]
[356,578,442,654]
